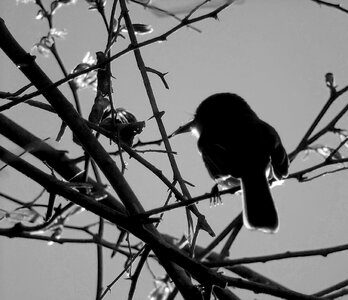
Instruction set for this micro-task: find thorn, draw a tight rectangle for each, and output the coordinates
[148,111,165,121]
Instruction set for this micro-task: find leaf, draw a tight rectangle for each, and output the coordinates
[31,43,51,57]
[51,1,61,14]
[88,96,110,124]
[333,128,348,149]
[49,28,67,39]
[115,108,137,124]
[310,144,343,160]
[31,29,64,57]
[148,277,173,300]
[121,24,154,36]
[1,208,42,224]
[48,225,63,246]
[59,0,78,4]
[302,149,311,161]
[85,0,106,10]
[50,0,78,14]
[99,109,145,146]
[133,24,154,35]
[56,121,68,141]
[111,18,118,32]
[35,9,46,20]
[118,122,146,146]
[100,119,145,147]
[82,51,97,65]
[72,52,97,90]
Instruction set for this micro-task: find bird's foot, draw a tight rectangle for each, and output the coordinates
[210,184,223,206]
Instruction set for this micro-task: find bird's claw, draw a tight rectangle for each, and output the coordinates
[210,184,223,206]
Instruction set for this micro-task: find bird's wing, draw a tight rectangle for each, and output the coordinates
[262,122,289,179]
[199,142,231,179]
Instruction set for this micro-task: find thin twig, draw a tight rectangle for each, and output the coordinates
[128,245,152,300]
[197,213,243,260]
[96,217,104,300]
[184,0,210,20]
[35,0,82,114]
[130,0,202,33]
[120,0,218,239]
[324,288,348,299]
[288,158,348,182]
[312,279,348,297]
[0,83,33,99]
[101,245,146,298]
[224,275,322,300]
[219,219,243,259]
[145,67,169,89]
[205,242,348,268]
[0,1,233,114]
[289,84,348,161]
[326,136,348,161]
[135,186,239,219]
[310,0,348,14]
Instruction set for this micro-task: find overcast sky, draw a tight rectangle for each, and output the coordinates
[1,1,348,299]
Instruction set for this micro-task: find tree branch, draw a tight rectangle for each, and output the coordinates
[310,0,348,14]
[205,242,348,268]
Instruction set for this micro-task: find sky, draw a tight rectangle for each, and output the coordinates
[1,0,348,299]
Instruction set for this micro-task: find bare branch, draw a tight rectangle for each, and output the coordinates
[288,158,348,182]
[205,242,348,268]
[310,0,348,14]
[290,82,348,161]
[131,0,202,33]
[0,0,233,114]
[0,83,33,99]
[145,67,169,89]
[120,0,217,239]
[313,279,348,297]
[224,275,322,300]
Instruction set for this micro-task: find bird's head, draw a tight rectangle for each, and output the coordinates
[195,93,252,123]
[173,93,254,138]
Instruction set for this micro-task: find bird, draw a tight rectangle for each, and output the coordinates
[176,93,289,233]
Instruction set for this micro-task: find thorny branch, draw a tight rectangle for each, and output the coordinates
[2,1,348,300]
[119,0,217,241]
[310,0,348,14]
[0,0,232,114]
[205,242,348,268]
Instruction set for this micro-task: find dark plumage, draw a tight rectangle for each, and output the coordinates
[193,93,289,233]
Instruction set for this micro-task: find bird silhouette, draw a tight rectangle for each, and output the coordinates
[179,93,289,233]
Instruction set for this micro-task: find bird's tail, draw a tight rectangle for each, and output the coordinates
[241,173,279,233]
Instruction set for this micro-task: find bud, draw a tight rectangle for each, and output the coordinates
[121,24,153,36]
[325,72,336,89]
[99,108,145,146]
[88,95,110,124]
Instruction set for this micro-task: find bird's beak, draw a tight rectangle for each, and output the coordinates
[171,119,196,137]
